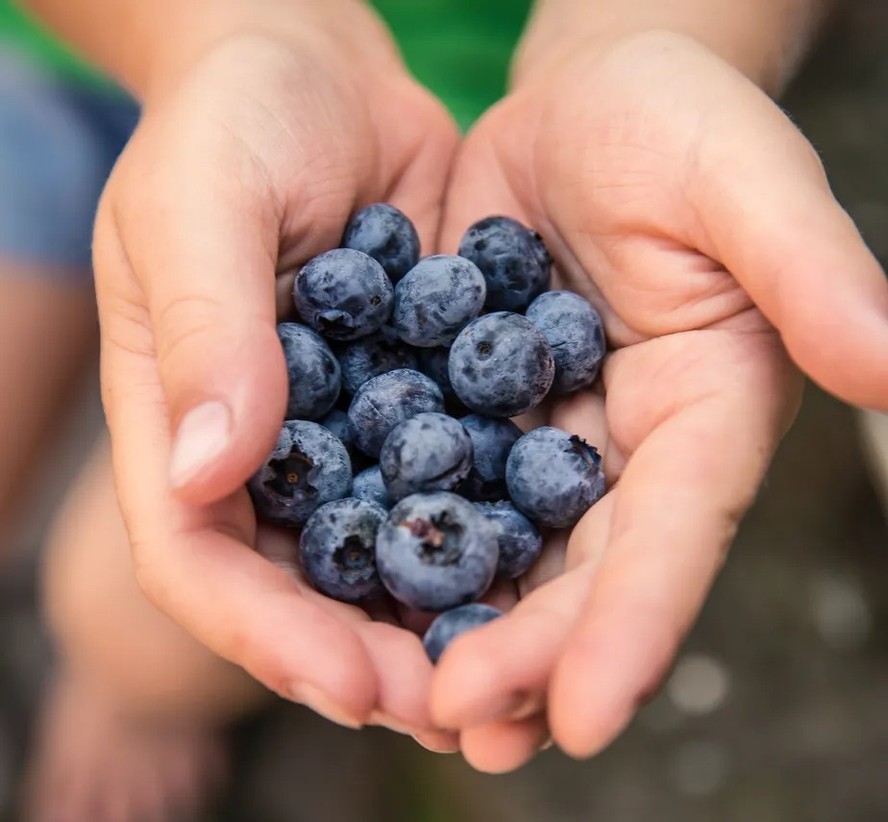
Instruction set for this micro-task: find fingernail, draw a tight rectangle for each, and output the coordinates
[507,693,541,722]
[369,710,413,735]
[412,733,460,754]
[289,683,363,729]
[169,401,231,488]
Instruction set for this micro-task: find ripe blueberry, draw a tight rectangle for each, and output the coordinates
[337,329,418,395]
[459,415,522,501]
[458,216,551,311]
[506,426,605,528]
[423,603,503,664]
[347,368,444,458]
[448,312,554,417]
[379,412,473,501]
[249,421,352,527]
[392,255,485,347]
[351,465,393,510]
[299,498,387,602]
[526,290,606,393]
[341,203,420,284]
[475,501,543,579]
[277,322,341,421]
[376,492,498,611]
[293,248,393,341]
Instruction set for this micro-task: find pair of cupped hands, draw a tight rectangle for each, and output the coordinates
[94,8,888,773]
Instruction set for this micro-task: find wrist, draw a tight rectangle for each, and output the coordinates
[110,0,400,102]
[512,0,832,96]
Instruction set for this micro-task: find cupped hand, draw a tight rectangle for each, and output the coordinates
[431,30,888,771]
[93,15,459,736]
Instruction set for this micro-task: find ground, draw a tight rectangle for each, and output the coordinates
[1,2,887,820]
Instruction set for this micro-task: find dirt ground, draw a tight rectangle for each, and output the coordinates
[1,2,887,820]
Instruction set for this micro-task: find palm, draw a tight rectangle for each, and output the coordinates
[432,37,813,770]
[96,36,459,736]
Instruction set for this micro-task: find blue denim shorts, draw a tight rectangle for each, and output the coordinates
[0,46,139,278]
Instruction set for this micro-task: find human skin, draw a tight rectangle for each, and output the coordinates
[20,0,888,769]
[429,0,888,772]
[23,0,460,736]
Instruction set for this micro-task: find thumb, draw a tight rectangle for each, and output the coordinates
[691,91,888,411]
[101,144,293,505]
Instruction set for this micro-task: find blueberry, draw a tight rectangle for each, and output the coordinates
[376,492,498,611]
[379,412,473,501]
[392,255,486,347]
[506,427,605,528]
[276,323,341,420]
[459,415,522,501]
[299,498,387,602]
[249,421,352,527]
[341,203,420,284]
[526,291,606,394]
[337,330,418,395]
[422,603,503,664]
[293,248,393,341]
[347,368,444,458]
[318,409,356,454]
[417,346,466,412]
[351,465,393,510]
[458,216,551,312]
[448,312,554,417]
[475,501,543,579]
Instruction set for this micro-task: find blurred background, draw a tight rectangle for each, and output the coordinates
[1,1,887,820]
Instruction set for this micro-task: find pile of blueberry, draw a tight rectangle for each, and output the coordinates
[249,205,607,662]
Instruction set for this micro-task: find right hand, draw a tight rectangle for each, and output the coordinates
[93,5,458,737]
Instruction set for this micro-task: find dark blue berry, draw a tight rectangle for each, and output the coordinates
[448,312,554,417]
[506,427,605,528]
[475,501,543,579]
[423,603,503,664]
[249,421,352,527]
[299,498,387,602]
[318,409,356,455]
[458,216,551,312]
[293,248,393,341]
[526,290,606,394]
[351,465,393,510]
[459,415,522,502]
[379,412,473,501]
[337,330,418,395]
[392,255,485,347]
[418,347,466,412]
[347,369,444,458]
[277,323,341,420]
[376,492,498,611]
[341,203,420,284]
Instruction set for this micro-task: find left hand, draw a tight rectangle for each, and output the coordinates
[429,30,888,771]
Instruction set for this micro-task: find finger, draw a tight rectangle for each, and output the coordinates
[684,63,888,409]
[412,730,460,754]
[438,109,537,254]
[430,404,615,730]
[97,223,378,727]
[379,82,460,255]
[103,122,295,505]
[549,335,797,757]
[429,503,613,731]
[255,525,436,733]
[459,714,550,774]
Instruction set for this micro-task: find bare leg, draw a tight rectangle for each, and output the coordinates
[0,268,98,546]
[25,438,270,821]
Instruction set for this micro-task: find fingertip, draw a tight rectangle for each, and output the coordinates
[169,323,287,505]
[460,715,549,774]
[354,620,436,732]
